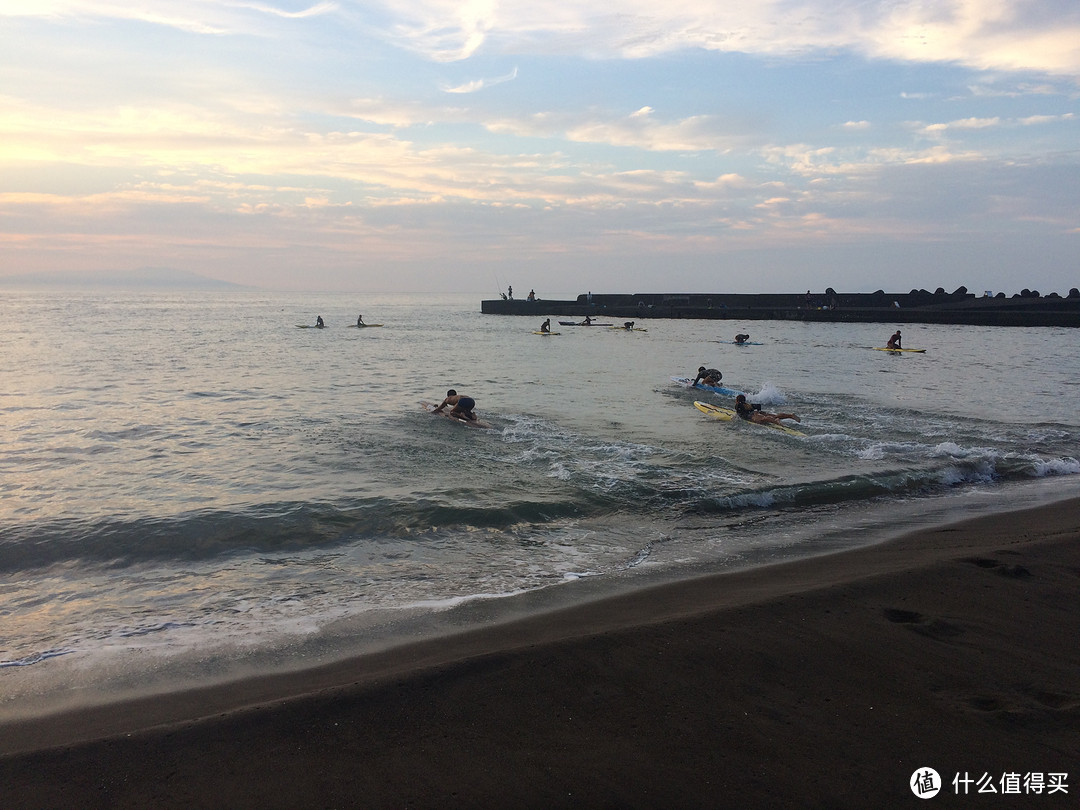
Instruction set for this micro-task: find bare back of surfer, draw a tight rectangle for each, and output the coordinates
[433,389,477,421]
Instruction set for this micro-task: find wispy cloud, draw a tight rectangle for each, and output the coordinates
[1019,112,1075,125]
[0,0,338,35]
[356,0,1080,74]
[442,67,518,94]
[233,1,338,20]
[484,106,764,153]
[916,112,1076,136]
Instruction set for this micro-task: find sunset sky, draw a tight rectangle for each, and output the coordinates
[1,1,1077,294]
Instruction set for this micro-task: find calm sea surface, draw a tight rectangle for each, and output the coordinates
[1,290,1077,713]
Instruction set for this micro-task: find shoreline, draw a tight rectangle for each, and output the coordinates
[3,495,1079,806]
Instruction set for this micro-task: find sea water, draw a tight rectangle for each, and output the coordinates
[1,290,1077,714]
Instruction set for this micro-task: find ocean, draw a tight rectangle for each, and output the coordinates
[1,289,1077,715]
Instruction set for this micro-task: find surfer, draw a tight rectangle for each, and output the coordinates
[357,314,364,326]
[622,321,635,330]
[735,394,800,425]
[316,315,325,328]
[433,390,477,422]
[734,333,750,344]
[540,318,551,333]
[693,366,723,386]
[581,315,593,325]
[887,330,902,349]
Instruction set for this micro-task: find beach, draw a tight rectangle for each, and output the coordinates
[2,496,1077,808]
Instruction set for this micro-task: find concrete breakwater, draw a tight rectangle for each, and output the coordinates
[482,287,1080,327]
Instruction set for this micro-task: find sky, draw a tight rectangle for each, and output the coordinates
[1,1,1078,296]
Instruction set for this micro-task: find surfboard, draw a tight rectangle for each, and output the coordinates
[694,401,805,436]
[348,323,384,328]
[693,401,735,421]
[558,321,613,326]
[296,324,326,328]
[420,401,492,429]
[731,341,763,345]
[610,326,648,332]
[533,331,561,335]
[671,376,745,398]
[872,347,926,353]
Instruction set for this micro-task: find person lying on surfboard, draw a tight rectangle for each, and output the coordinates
[886,330,902,349]
[433,389,477,421]
[693,366,724,387]
[734,394,800,425]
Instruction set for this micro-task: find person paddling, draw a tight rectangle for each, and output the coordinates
[433,389,477,421]
[693,366,723,387]
[734,394,800,425]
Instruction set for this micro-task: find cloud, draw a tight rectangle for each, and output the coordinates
[442,66,519,94]
[383,0,501,62]
[234,1,338,20]
[353,0,1080,75]
[1,0,337,35]
[485,106,764,153]
[915,113,1075,136]
[1019,112,1075,125]
[8,0,1079,76]
[927,117,1003,133]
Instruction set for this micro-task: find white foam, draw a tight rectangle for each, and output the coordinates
[752,382,786,405]
[1030,457,1080,477]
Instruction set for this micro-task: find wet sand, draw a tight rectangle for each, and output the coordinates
[2,497,1078,808]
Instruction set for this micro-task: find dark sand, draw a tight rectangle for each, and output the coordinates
[2,498,1078,808]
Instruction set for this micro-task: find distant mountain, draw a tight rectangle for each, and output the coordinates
[0,267,253,290]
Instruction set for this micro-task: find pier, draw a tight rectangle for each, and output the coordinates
[482,287,1080,327]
